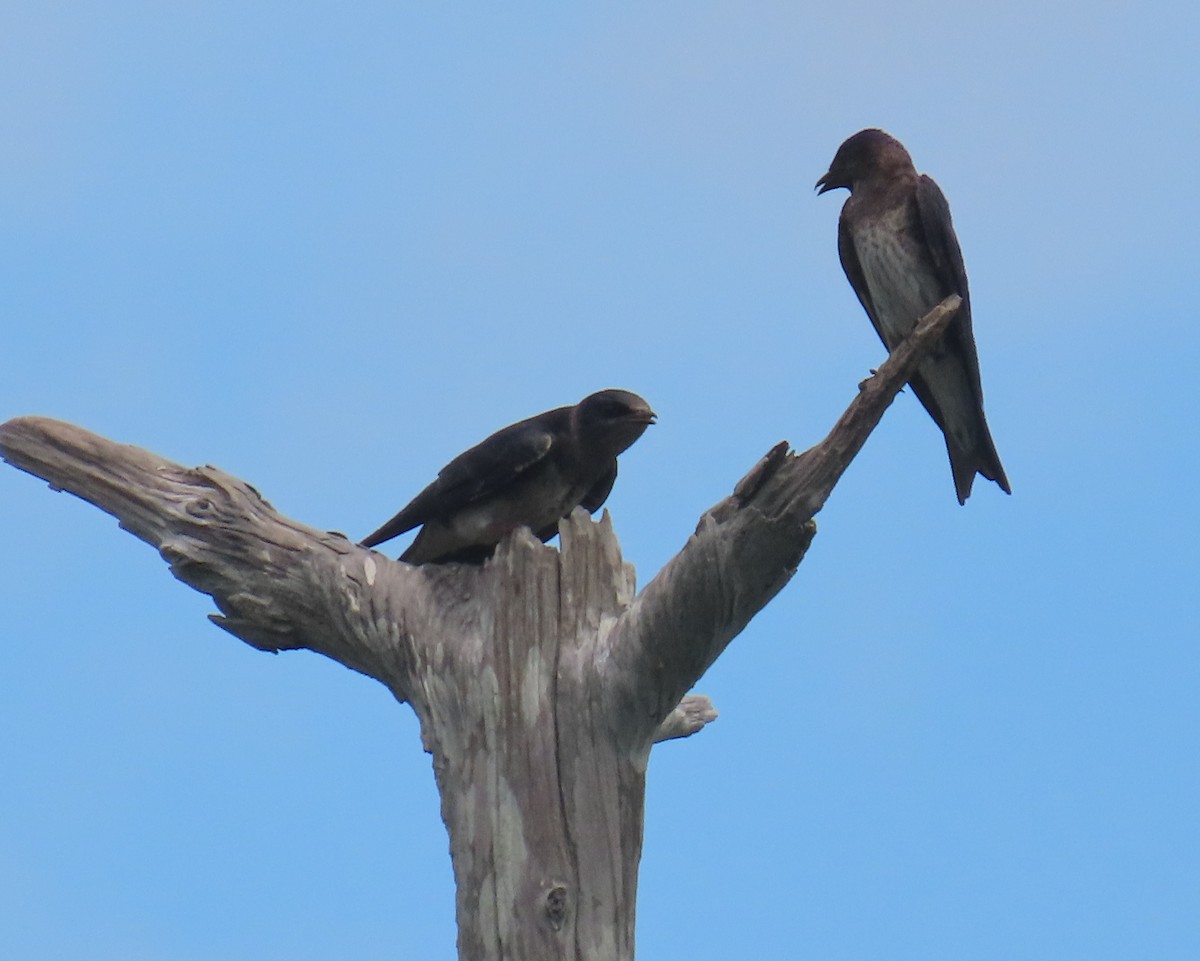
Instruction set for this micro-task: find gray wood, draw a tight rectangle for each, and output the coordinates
[0,296,961,960]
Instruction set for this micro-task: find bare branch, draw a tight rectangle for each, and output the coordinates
[0,416,430,687]
[652,694,719,743]
[602,294,962,746]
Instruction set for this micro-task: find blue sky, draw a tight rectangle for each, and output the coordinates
[2,3,1198,958]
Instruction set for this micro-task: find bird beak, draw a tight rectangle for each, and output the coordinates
[815,173,833,195]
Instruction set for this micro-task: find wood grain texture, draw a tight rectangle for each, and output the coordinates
[0,295,960,960]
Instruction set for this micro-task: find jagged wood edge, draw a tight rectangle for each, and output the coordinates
[0,295,960,749]
[587,295,963,748]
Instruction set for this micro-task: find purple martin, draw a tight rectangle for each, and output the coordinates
[360,389,656,564]
[816,128,1011,504]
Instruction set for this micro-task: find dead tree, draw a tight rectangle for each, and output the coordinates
[1,298,960,960]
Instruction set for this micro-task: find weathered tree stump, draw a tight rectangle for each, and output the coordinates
[0,297,961,960]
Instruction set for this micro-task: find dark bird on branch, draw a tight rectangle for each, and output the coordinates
[360,389,656,563]
[817,128,1011,504]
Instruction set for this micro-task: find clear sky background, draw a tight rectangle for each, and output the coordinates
[2,3,1197,959]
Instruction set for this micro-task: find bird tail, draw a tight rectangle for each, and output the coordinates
[949,429,1011,505]
[360,512,414,549]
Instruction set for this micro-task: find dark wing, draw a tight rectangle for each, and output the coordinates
[916,175,1010,498]
[837,214,888,349]
[915,175,983,392]
[915,175,968,300]
[360,410,565,548]
[579,462,617,513]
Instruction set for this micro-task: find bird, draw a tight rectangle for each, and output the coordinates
[359,389,656,563]
[816,128,1011,504]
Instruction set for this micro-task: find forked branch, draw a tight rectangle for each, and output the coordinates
[0,295,960,961]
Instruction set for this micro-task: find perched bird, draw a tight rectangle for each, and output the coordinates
[360,389,656,563]
[816,128,1011,504]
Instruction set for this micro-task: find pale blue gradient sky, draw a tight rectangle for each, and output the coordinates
[3,3,1198,959]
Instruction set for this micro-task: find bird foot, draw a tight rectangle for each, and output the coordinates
[858,369,905,393]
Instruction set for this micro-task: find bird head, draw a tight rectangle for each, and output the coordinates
[816,128,913,194]
[574,389,656,459]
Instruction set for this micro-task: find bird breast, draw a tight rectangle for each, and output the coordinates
[854,208,945,348]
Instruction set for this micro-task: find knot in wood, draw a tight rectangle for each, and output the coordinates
[544,882,570,931]
[185,496,215,519]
